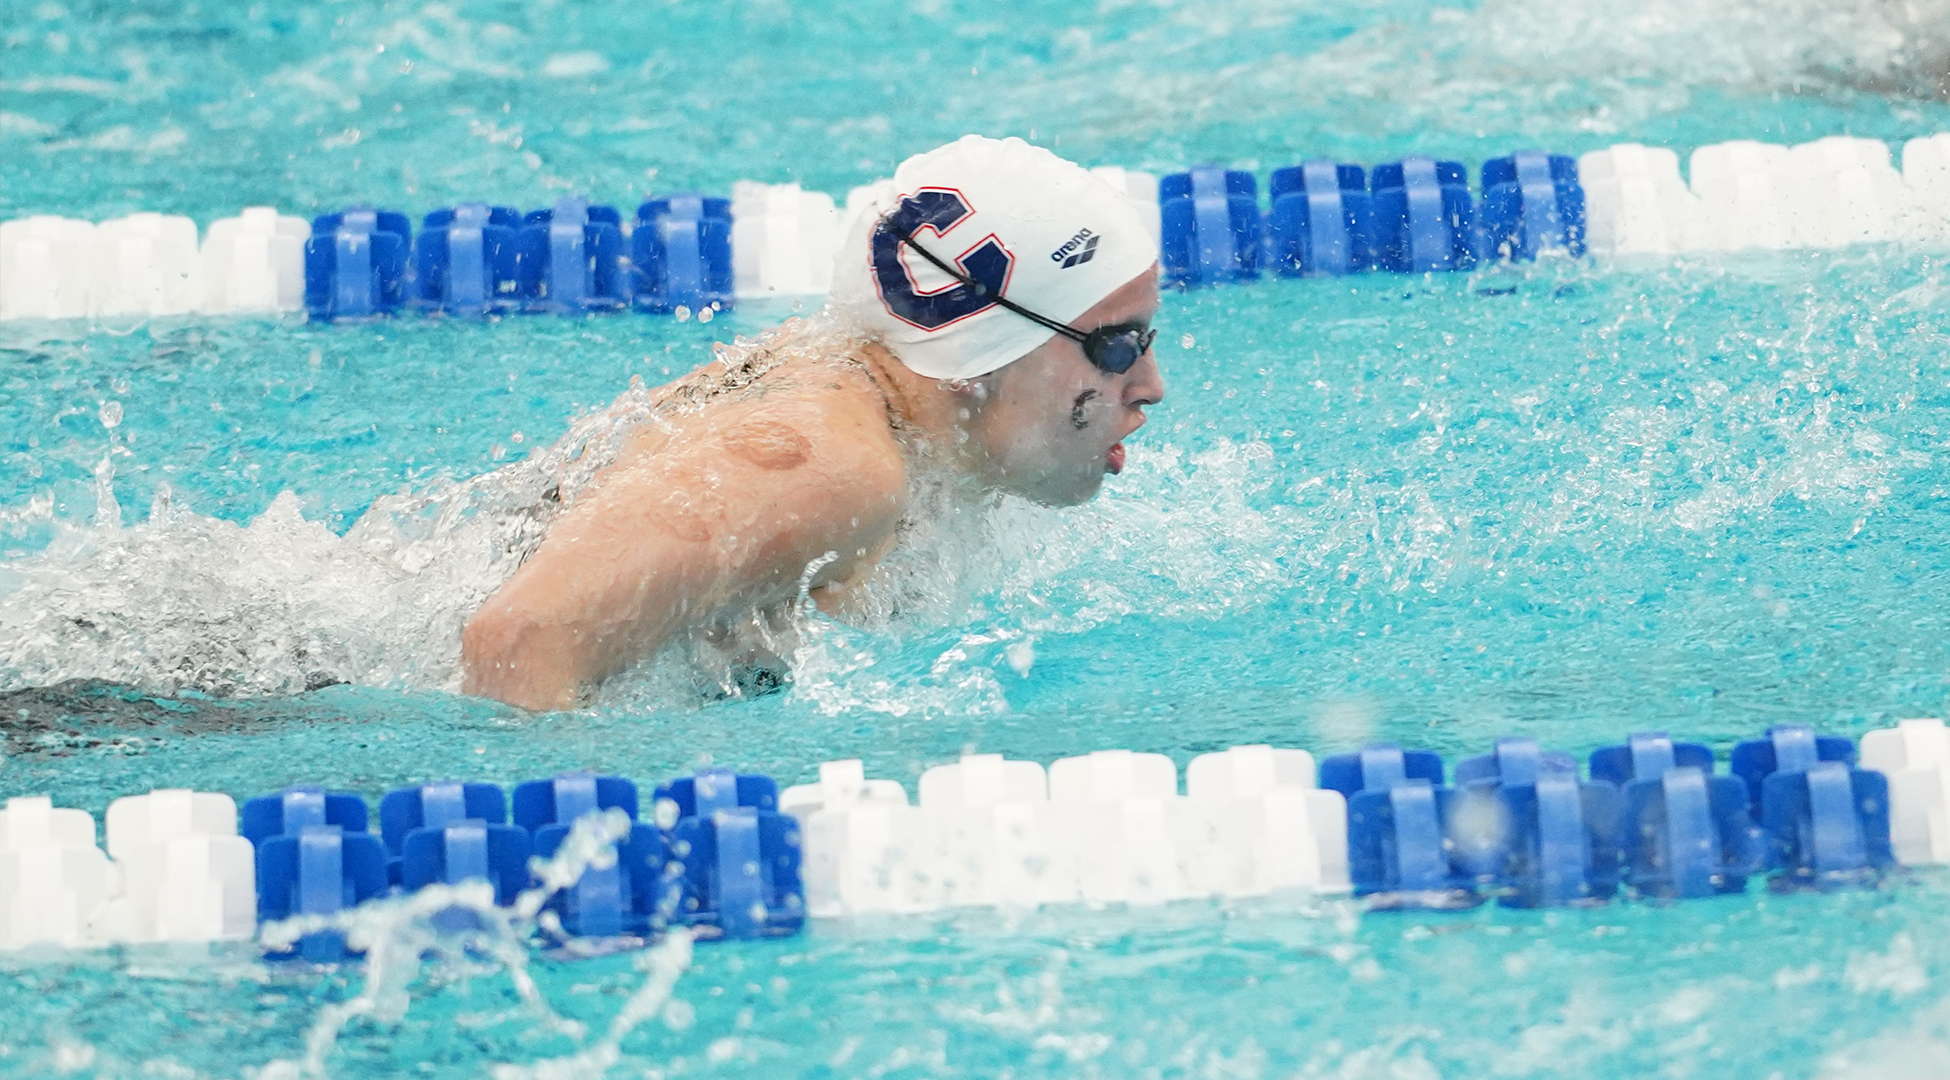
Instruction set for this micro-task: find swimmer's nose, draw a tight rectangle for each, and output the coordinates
[1122,350,1165,409]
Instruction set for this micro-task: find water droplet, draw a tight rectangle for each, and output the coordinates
[674,305,691,322]
[98,401,122,430]
[662,999,696,1031]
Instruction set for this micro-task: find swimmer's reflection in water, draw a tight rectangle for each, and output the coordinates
[460,136,1167,710]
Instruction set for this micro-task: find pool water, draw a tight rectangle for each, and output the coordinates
[10,0,1950,1076]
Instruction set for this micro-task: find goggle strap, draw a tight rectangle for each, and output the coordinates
[886,221,1091,348]
[884,216,1152,374]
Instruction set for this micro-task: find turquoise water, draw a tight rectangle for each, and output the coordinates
[11,0,1950,1076]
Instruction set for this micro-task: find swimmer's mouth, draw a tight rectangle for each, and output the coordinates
[1107,442,1126,475]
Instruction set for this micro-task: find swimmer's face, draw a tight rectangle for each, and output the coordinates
[964,267,1165,506]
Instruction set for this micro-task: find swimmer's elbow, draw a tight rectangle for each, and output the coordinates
[460,603,580,712]
[458,606,507,685]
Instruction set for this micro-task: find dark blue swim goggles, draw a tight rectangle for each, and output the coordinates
[885,219,1156,375]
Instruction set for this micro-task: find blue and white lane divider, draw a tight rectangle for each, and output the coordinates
[4,717,1950,956]
[7,132,1950,325]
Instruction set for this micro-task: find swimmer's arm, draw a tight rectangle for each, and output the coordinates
[459,397,907,710]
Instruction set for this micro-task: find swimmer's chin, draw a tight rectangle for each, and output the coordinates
[1042,467,1114,508]
[990,452,1123,506]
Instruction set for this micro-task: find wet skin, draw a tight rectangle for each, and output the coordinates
[460,267,1165,711]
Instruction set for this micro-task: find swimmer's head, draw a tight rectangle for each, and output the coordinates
[832,135,1165,505]
[832,135,1159,381]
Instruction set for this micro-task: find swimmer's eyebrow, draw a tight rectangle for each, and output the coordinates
[1071,389,1099,429]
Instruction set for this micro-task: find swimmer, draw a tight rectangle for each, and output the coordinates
[460,136,1166,709]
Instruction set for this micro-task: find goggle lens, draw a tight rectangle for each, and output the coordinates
[1083,324,1157,374]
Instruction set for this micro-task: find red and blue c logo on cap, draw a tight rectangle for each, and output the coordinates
[870,188,1015,331]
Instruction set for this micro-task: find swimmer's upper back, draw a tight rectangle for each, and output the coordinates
[460,343,910,711]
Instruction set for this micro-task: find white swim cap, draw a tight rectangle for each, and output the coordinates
[829,135,1159,381]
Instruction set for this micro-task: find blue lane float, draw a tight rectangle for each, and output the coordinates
[669,805,805,939]
[1266,161,1375,276]
[255,826,389,962]
[513,772,640,829]
[399,820,532,907]
[517,197,631,313]
[1453,736,1578,785]
[1760,760,1894,885]
[515,773,672,937]
[1588,731,1715,787]
[1479,151,1587,260]
[1731,725,1858,816]
[1619,765,1763,899]
[531,821,671,939]
[303,208,411,321]
[413,204,521,316]
[1371,157,1477,273]
[1160,166,1262,288]
[1589,733,1762,898]
[1320,743,1445,795]
[380,780,507,852]
[1488,772,1621,908]
[241,786,369,843]
[1445,738,1620,908]
[633,194,735,314]
[1443,738,1560,891]
[379,780,508,884]
[1346,780,1455,899]
[242,787,386,960]
[653,768,780,818]
[655,769,804,938]
[1324,745,1460,901]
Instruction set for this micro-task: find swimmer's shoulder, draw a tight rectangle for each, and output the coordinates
[611,343,909,505]
[620,339,893,438]
[690,353,911,575]
[718,347,910,497]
